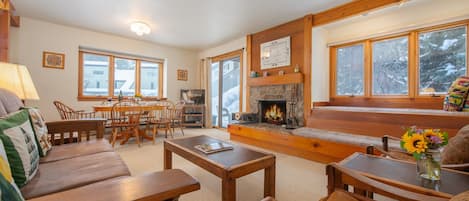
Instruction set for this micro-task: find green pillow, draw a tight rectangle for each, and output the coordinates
[0,110,40,188]
[0,140,25,201]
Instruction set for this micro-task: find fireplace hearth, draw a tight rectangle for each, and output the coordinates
[259,100,287,125]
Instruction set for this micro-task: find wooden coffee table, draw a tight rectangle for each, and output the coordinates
[340,153,469,198]
[164,135,276,201]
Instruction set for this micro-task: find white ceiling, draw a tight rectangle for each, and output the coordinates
[11,0,352,50]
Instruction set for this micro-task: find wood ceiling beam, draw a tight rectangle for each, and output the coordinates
[312,0,402,27]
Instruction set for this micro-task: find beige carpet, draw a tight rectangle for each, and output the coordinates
[114,128,328,201]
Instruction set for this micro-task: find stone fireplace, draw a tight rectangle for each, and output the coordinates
[249,83,304,126]
[259,100,287,125]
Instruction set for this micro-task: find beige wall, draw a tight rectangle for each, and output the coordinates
[9,17,199,121]
[198,37,247,112]
[311,27,329,102]
[312,0,469,102]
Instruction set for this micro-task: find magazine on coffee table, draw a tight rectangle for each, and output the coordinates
[194,142,234,154]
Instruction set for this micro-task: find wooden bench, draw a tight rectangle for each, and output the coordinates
[307,106,469,138]
[228,124,394,163]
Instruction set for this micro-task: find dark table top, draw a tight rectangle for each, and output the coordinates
[165,135,274,169]
[341,153,469,196]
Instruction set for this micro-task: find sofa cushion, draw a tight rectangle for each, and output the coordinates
[20,151,130,199]
[24,107,52,157]
[39,139,113,163]
[0,110,40,188]
[0,140,25,201]
[442,124,469,165]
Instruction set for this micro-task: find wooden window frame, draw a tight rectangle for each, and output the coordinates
[78,51,164,101]
[210,49,244,117]
[329,20,469,108]
[415,22,469,98]
[330,41,367,98]
[370,34,411,98]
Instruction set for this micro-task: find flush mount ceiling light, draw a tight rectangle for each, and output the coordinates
[130,21,151,36]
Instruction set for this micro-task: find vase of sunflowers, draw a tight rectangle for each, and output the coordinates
[401,126,448,181]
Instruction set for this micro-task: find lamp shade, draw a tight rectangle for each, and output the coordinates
[0,62,40,100]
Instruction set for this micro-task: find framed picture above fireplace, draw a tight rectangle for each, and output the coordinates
[260,36,291,70]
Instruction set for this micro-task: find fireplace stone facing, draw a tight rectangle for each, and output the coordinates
[249,84,304,126]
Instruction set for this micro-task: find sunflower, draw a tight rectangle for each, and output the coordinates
[401,131,411,141]
[403,134,427,154]
[423,129,444,143]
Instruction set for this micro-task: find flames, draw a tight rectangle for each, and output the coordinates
[264,105,284,123]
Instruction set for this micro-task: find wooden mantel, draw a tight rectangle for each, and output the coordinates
[247,73,303,86]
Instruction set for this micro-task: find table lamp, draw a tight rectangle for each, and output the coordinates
[0,62,40,101]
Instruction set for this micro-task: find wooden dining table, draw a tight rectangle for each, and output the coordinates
[93,103,165,113]
[93,102,166,144]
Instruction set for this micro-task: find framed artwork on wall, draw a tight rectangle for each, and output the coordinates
[177,69,188,81]
[43,51,65,69]
[260,36,291,70]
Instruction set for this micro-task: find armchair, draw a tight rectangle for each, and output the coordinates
[325,163,449,201]
[367,134,469,171]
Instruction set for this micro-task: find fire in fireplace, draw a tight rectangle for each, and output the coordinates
[259,100,286,125]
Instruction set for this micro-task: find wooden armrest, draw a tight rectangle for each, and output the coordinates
[76,110,95,114]
[327,163,448,201]
[383,135,401,141]
[442,163,469,171]
[366,145,415,163]
[46,118,106,145]
[28,169,200,201]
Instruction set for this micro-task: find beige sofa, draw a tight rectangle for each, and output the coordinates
[0,88,200,201]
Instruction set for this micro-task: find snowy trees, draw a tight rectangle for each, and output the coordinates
[419,26,466,93]
[334,25,467,97]
[372,37,408,95]
[336,44,364,96]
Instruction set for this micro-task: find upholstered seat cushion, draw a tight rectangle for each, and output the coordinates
[39,139,113,163]
[20,152,130,199]
[293,127,400,149]
[442,124,469,165]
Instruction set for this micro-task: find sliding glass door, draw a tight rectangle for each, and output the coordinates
[211,54,241,128]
